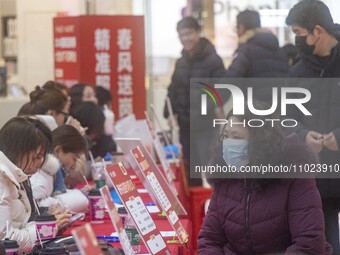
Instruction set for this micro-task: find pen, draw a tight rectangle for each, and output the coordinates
[96,235,120,242]
[145,202,156,206]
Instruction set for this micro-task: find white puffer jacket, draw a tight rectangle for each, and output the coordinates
[30,154,89,213]
[0,151,36,254]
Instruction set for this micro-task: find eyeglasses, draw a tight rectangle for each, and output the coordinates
[58,111,69,123]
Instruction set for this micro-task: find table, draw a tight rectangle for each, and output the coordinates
[64,216,193,255]
[70,176,193,255]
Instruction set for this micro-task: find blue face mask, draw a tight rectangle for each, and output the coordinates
[222,138,249,169]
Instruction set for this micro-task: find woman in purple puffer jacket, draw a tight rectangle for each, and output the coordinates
[198,102,332,255]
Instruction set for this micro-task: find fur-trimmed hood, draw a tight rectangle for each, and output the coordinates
[238,28,279,51]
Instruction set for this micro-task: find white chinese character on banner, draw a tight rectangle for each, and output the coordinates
[96,52,111,73]
[117,52,133,72]
[96,75,111,90]
[95,29,110,51]
[119,97,133,117]
[118,74,133,96]
[117,29,132,50]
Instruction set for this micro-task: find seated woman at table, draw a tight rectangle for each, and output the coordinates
[0,116,71,253]
[198,102,331,255]
[69,83,98,111]
[71,102,116,159]
[31,125,89,213]
[26,84,88,187]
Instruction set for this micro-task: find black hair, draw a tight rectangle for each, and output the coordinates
[177,16,201,32]
[0,116,51,169]
[70,102,105,142]
[52,125,87,154]
[94,86,113,107]
[42,80,68,94]
[29,86,68,114]
[17,102,31,116]
[286,0,335,34]
[281,43,300,65]
[237,10,261,30]
[69,83,87,110]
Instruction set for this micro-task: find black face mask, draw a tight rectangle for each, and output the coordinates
[295,35,315,56]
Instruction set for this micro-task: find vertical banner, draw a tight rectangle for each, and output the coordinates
[53,17,80,87]
[131,146,189,244]
[105,163,171,255]
[71,223,104,255]
[53,16,146,119]
[99,185,134,255]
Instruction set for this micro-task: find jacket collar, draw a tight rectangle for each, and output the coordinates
[0,151,28,187]
[238,28,272,45]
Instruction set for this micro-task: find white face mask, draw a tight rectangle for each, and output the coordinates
[222,138,249,170]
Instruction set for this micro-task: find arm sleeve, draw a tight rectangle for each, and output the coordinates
[224,48,249,78]
[0,180,36,253]
[30,170,53,200]
[285,178,326,255]
[198,184,237,255]
[163,70,178,119]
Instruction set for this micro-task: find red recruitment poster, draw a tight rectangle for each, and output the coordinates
[71,223,104,255]
[53,15,146,119]
[105,162,171,255]
[53,17,81,87]
[131,146,189,244]
[114,138,186,216]
[99,186,134,255]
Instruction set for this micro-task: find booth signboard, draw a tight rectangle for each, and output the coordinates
[71,223,104,255]
[115,138,187,216]
[131,146,189,244]
[99,185,134,255]
[105,163,170,255]
[53,15,146,119]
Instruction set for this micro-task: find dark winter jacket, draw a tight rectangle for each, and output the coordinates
[225,28,289,78]
[164,37,225,132]
[287,42,340,197]
[198,135,330,255]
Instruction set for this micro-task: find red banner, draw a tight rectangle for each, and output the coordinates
[106,163,171,255]
[53,15,146,119]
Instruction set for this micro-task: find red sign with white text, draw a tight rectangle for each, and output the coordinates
[100,186,134,255]
[106,163,170,255]
[131,146,189,244]
[71,223,104,255]
[53,15,146,119]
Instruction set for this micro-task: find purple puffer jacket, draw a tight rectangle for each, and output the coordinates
[198,135,331,255]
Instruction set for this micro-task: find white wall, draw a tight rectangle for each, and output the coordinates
[17,0,86,92]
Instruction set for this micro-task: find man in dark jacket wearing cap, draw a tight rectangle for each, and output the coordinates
[286,0,340,253]
[164,17,225,186]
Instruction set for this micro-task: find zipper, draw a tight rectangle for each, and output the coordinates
[319,47,337,78]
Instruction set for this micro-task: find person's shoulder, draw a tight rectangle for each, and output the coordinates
[282,133,318,165]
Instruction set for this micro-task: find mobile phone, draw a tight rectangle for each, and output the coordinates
[57,213,85,235]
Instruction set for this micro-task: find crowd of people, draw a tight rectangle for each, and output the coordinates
[0,81,116,253]
[163,0,340,254]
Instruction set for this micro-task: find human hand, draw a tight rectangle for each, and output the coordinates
[323,132,339,151]
[305,131,324,153]
[55,212,72,229]
[80,184,95,194]
[66,116,88,136]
